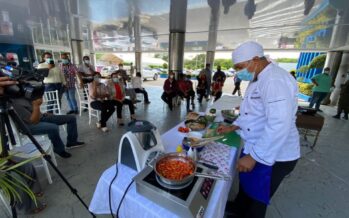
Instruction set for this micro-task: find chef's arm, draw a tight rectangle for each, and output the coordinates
[250,83,293,166]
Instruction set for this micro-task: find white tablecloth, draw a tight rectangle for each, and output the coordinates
[89,118,239,218]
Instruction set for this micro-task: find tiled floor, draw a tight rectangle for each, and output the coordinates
[5,86,348,218]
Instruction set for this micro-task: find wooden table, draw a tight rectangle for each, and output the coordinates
[296,113,325,149]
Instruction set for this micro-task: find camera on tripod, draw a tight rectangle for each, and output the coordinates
[0,63,48,100]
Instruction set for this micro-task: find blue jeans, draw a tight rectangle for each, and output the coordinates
[309,91,327,110]
[65,88,78,111]
[28,115,78,153]
[45,83,63,112]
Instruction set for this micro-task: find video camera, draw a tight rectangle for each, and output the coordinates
[0,63,48,100]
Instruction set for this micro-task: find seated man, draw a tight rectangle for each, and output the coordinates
[11,97,84,158]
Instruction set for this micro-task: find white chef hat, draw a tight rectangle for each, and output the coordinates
[232,41,264,64]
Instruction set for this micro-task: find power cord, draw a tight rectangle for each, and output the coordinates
[116,179,135,218]
[109,164,119,218]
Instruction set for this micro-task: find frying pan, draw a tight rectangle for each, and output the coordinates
[153,153,231,187]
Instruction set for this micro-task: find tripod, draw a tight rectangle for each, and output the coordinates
[0,96,96,218]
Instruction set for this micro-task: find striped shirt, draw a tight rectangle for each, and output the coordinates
[60,64,79,88]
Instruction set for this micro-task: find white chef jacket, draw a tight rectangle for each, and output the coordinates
[234,63,300,166]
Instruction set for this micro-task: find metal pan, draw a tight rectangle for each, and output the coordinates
[153,153,231,188]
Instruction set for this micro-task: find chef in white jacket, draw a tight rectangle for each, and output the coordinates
[218,41,300,218]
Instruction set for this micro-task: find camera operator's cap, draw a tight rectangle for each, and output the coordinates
[232,41,264,64]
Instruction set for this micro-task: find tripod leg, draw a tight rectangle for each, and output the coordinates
[8,108,96,217]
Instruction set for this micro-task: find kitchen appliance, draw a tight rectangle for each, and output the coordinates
[118,120,165,172]
[134,165,217,218]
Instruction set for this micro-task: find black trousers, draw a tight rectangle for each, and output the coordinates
[228,160,298,218]
[112,99,135,119]
[134,88,149,102]
[212,91,222,102]
[90,100,115,127]
[197,88,207,103]
[161,92,177,109]
[178,90,195,110]
[233,82,241,96]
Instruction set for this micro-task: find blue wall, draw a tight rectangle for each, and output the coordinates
[296,52,324,83]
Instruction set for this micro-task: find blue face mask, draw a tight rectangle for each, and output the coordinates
[61,59,69,64]
[45,58,53,64]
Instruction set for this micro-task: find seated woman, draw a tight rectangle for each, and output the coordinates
[88,73,115,132]
[110,72,136,126]
[131,72,151,104]
[178,74,195,112]
[211,77,224,102]
[196,71,208,104]
[161,71,178,111]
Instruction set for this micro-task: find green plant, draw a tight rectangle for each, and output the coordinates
[275,58,298,63]
[0,154,39,205]
[298,82,314,96]
[297,65,309,73]
[309,54,326,69]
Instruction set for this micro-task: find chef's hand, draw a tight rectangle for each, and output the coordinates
[237,155,256,172]
[217,124,239,134]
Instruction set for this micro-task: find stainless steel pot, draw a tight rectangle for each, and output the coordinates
[153,153,231,188]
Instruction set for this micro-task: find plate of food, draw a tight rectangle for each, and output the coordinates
[185,120,206,131]
[186,112,200,120]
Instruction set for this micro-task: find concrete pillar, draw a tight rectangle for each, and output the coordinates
[169,0,188,76]
[329,10,349,49]
[134,13,142,74]
[330,52,349,105]
[322,51,342,104]
[69,0,84,65]
[206,0,220,71]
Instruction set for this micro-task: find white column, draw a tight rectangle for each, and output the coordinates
[330,52,349,105]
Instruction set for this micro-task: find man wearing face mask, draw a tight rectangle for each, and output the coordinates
[309,67,333,112]
[218,41,300,218]
[60,53,83,114]
[38,52,66,112]
[78,55,96,83]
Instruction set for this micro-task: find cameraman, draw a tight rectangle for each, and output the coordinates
[10,96,85,158]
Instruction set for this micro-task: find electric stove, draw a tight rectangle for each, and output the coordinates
[134,166,216,218]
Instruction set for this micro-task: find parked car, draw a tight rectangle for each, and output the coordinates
[142,67,159,81]
[100,66,117,78]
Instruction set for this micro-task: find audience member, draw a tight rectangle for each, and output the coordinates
[60,53,82,114]
[131,72,151,104]
[11,96,85,158]
[161,71,178,111]
[110,72,136,126]
[89,73,115,132]
[197,70,208,104]
[178,74,195,111]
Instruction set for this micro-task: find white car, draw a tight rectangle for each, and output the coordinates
[100,66,117,78]
[142,67,159,81]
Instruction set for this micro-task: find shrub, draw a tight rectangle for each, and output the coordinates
[297,65,309,73]
[298,82,314,96]
[309,54,326,69]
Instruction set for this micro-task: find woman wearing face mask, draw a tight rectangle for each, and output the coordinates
[131,72,151,104]
[88,73,115,132]
[110,72,136,126]
[161,71,178,111]
[38,52,66,113]
[60,53,83,114]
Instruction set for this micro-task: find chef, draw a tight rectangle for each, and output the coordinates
[218,41,300,218]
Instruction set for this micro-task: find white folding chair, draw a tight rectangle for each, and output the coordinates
[76,83,89,116]
[8,119,57,184]
[42,90,61,115]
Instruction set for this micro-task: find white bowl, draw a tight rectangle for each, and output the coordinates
[186,131,203,139]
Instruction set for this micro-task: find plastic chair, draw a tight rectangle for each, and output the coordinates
[8,119,57,184]
[41,90,61,115]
